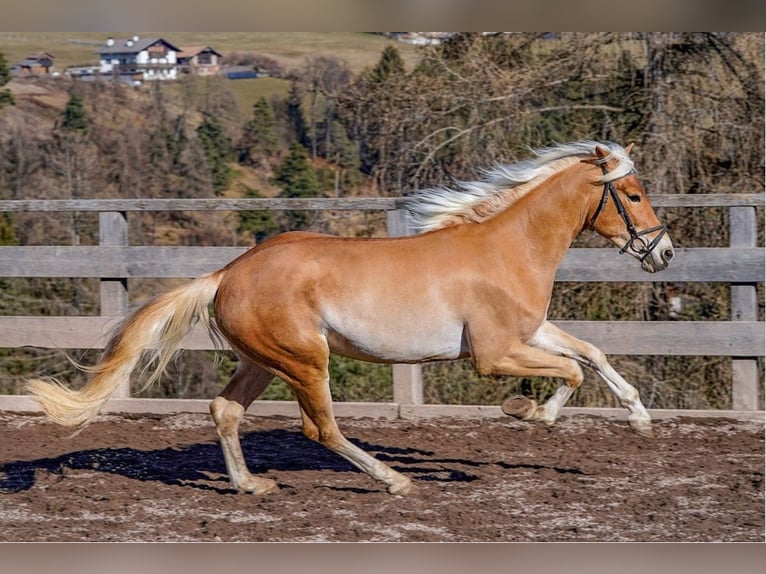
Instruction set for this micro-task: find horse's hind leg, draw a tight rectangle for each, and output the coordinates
[210,358,278,494]
[291,376,413,495]
[273,340,411,494]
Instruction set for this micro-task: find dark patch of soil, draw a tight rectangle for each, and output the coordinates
[0,412,762,541]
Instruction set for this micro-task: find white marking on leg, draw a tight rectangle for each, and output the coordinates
[533,384,577,425]
[592,362,652,435]
[327,436,413,495]
[210,397,278,494]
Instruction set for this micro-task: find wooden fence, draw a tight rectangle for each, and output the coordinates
[0,194,763,414]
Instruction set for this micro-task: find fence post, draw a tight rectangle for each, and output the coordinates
[386,208,424,406]
[730,206,759,410]
[99,211,130,398]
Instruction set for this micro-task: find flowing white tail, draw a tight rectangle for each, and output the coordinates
[25,271,224,430]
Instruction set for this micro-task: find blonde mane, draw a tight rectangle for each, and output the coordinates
[407,140,634,232]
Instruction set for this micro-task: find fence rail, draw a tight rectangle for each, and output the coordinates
[0,193,762,211]
[0,246,762,282]
[0,194,763,412]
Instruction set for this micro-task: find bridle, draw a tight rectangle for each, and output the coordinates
[588,162,667,262]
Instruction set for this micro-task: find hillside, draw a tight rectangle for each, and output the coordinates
[1,32,422,123]
[2,60,392,255]
[0,32,422,74]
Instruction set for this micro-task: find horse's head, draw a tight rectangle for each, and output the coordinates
[584,144,674,273]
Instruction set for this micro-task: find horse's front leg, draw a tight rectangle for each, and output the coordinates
[527,321,653,436]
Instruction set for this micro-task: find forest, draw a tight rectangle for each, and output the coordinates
[0,32,763,409]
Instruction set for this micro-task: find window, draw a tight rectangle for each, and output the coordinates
[148,43,168,58]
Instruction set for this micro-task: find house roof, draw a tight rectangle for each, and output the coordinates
[177,46,222,59]
[97,37,180,55]
[27,52,55,60]
[14,53,54,67]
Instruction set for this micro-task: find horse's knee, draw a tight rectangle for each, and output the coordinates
[584,345,610,372]
[566,362,584,389]
[210,396,244,436]
[210,396,228,423]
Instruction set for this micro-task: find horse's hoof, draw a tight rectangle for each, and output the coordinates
[629,420,654,438]
[387,477,413,496]
[501,396,538,420]
[237,476,279,495]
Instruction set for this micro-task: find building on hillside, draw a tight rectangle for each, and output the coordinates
[96,36,181,81]
[177,46,222,76]
[222,65,259,80]
[388,32,452,45]
[11,52,55,76]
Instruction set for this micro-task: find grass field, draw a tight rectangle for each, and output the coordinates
[226,77,292,114]
[0,32,422,74]
[1,32,422,119]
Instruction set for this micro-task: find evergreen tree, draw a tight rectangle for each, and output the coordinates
[336,44,408,181]
[236,187,279,243]
[0,52,14,108]
[285,81,308,147]
[369,45,405,83]
[62,93,88,134]
[238,97,278,165]
[53,91,92,230]
[0,52,9,85]
[147,114,188,172]
[273,142,323,229]
[274,141,322,194]
[320,119,361,193]
[196,114,232,194]
[323,120,357,169]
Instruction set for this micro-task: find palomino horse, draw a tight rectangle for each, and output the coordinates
[27,140,674,496]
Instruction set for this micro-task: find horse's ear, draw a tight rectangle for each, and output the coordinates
[581,144,609,166]
[624,142,635,155]
[594,145,609,159]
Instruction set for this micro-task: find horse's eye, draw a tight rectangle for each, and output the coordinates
[627,194,641,203]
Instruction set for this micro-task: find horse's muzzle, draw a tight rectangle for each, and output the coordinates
[640,235,675,273]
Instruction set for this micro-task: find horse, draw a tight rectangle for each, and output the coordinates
[26,140,675,496]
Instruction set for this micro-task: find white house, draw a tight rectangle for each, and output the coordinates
[97,36,181,81]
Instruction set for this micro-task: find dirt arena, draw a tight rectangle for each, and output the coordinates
[0,410,763,542]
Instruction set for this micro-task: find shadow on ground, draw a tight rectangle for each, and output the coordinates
[0,428,490,494]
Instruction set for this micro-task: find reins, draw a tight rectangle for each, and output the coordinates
[588,162,667,261]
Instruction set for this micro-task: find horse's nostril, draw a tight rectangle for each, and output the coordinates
[663,249,674,262]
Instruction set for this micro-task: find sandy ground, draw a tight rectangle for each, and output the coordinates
[0,411,763,542]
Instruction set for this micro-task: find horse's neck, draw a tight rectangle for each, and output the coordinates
[488,171,589,265]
